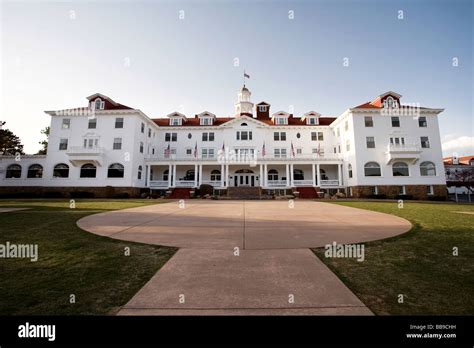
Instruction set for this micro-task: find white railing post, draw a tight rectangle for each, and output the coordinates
[316,164,321,187]
[199,164,203,186]
[194,164,198,187]
[286,164,290,187]
[168,164,172,187]
[312,164,316,187]
[221,163,225,187]
[172,164,177,187]
[290,164,294,187]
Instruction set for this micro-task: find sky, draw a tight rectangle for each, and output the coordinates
[1,0,472,155]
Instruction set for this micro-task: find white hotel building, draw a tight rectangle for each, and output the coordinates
[0,86,447,199]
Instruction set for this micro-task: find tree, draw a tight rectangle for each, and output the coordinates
[37,126,50,155]
[0,121,25,156]
[453,166,474,202]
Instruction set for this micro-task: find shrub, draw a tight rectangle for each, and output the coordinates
[396,194,413,200]
[428,195,447,201]
[70,191,95,198]
[198,184,213,196]
[367,194,387,199]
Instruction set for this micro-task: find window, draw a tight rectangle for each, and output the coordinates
[307,117,318,125]
[164,147,176,157]
[200,118,213,125]
[113,138,122,150]
[391,117,400,127]
[296,148,302,155]
[141,123,145,133]
[398,186,406,195]
[138,165,143,180]
[344,120,349,131]
[427,185,434,195]
[210,169,221,181]
[364,116,373,127]
[88,118,97,129]
[139,142,144,153]
[53,163,69,178]
[148,128,152,137]
[274,148,287,158]
[27,164,43,178]
[80,163,96,178]
[163,169,169,181]
[165,133,177,142]
[346,140,350,152]
[107,163,124,178]
[59,138,68,150]
[274,132,286,141]
[258,105,267,112]
[336,128,340,137]
[390,137,406,146]
[366,136,375,148]
[296,133,301,139]
[268,169,278,181]
[293,169,304,180]
[115,117,124,128]
[418,116,427,127]
[364,162,381,176]
[420,161,436,176]
[421,137,430,148]
[275,117,287,125]
[201,148,215,158]
[6,164,21,178]
[170,118,181,126]
[184,169,195,181]
[186,148,193,156]
[202,132,215,141]
[236,131,252,140]
[370,186,378,195]
[62,118,70,129]
[348,164,353,178]
[392,162,409,176]
[311,132,324,141]
[94,98,104,110]
[187,133,192,139]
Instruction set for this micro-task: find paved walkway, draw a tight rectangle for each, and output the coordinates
[78,201,411,315]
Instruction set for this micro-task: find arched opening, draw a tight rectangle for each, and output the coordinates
[364,162,381,177]
[107,163,124,178]
[53,163,69,178]
[6,164,22,178]
[27,164,43,178]
[420,161,436,176]
[268,169,278,181]
[210,169,221,181]
[392,162,409,176]
[80,163,97,178]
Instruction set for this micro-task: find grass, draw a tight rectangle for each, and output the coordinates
[312,201,474,315]
[0,199,177,315]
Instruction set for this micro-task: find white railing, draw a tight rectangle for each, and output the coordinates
[387,144,421,153]
[67,146,104,155]
[201,180,222,187]
[320,179,340,186]
[175,180,195,187]
[149,180,169,188]
[293,180,313,186]
[267,180,288,187]
[145,154,342,163]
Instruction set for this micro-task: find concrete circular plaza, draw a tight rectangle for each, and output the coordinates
[78,200,411,250]
[78,200,412,315]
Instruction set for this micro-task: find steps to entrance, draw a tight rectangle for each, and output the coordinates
[168,188,192,199]
[294,187,318,199]
[227,187,261,199]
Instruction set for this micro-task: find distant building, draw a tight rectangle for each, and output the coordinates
[443,155,474,199]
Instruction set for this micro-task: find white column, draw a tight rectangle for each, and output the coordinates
[172,164,177,187]
[312,164,316,187]
[221,163,225,187]
[168,164,172,187]
[316,164,321,187]
[259,164,263,187]
[338,164,342,186]
[286,164,290,187]
[199,164,203,186]
[290,164,294,187]
[146,165,151,187]
[263,164,267,187]
[194,164,198,187]
[225,164,229,188]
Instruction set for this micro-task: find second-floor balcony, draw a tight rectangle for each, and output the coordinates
[66,146,104,166]
[385,144,421,165]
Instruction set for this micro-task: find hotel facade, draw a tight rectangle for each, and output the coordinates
[0,86,447,199]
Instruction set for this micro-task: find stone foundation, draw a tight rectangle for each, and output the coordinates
[0,186,143,199]
[349,185,447,200]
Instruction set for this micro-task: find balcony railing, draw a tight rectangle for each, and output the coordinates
[386,144,422,164]
[387,144,421,153]
[267,180,288,187]
[201,180,223,187]
[293,180,313,186]
[175,180,195,187]
[149,180,169,188]
[320,179,340,187]
[145,154,342,163]
[67,146,104,155]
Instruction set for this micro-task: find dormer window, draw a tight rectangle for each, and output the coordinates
[94,98,105,110]
[170,118,182,126]
[275,117,287,125]
[200,117,213,126]
[258,105,267,112]
[307,117,319,125]
[384,96,398,109]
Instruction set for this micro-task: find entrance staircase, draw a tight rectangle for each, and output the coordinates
[168,187,192,199]
[294,187,319,199]
[227,187,261,199]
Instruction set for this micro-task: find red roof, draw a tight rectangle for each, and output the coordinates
[151,116,336,127]
[443,156,474,165]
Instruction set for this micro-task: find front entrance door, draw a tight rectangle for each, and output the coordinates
[234,169,255,187]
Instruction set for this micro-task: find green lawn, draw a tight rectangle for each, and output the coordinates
[0,199,177,315]
[313,202,474,315]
